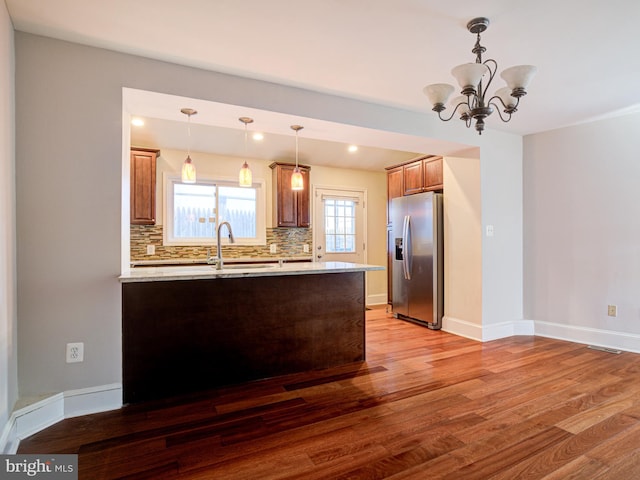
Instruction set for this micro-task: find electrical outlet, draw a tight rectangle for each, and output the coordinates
[146,244,155,255]
[607,305,617,317]
[486,225,494,237]
[270,244,277,254]
[66,342,84,363]
[303,244,310,253]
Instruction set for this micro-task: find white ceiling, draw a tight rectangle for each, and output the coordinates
[7,0,640,169]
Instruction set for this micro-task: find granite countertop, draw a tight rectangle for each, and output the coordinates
[119,261,384,283]
[130,256,314,267]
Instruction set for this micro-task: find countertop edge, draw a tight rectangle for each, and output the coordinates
[119,262,385,283]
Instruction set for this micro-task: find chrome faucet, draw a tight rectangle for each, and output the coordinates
[211,221,235,270]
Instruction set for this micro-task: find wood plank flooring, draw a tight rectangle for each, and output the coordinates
[18,307,640,479]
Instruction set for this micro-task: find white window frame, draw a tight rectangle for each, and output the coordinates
[163,173,266,246]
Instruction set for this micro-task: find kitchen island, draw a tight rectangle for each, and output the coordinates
[120,262,383,403]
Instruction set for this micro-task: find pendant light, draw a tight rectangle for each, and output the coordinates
[290,125,304,191]
[238,117,253,187]
[180,108,197,183]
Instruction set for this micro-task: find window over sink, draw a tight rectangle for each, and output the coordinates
[163,174,266,246]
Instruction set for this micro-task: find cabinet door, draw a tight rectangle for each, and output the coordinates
[387,225,393,305]
[386,166,403,223]
[296,169,311,227]
[130,149,157,225]
[275,165,298,227]
[272,163,311,227]
[424,157,443,191]
[403,160,424,195]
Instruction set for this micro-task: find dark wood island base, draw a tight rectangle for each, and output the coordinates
[122,271,365,403]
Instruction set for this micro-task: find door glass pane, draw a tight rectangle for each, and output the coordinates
[325,198,356,253]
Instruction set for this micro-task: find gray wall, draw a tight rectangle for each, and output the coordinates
[1,0,17,434]
[524,112,640,350]
[15,31,525,398]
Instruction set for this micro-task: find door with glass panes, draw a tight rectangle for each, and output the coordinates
[313,187,365,263]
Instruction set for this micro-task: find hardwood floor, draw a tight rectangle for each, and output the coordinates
[19,308,640,479]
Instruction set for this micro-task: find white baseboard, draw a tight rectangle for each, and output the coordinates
[442,316,640,353]
[0,393,64,454]
[534,321,640,354]
[366,293,387,306]
[0,384,122,454]
[64,383,123,418]
[442,316,535,341]
[0,413,18,454]
[442,316,483,341]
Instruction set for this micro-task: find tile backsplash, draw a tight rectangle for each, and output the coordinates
[130,225,312,262]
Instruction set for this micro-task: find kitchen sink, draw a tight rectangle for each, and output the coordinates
[220,264,276,270]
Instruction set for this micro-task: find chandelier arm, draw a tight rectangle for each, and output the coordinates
[436,101,469,122]
[479,59,498,100]
[488,97,514,123]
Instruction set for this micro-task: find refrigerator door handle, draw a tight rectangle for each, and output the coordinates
[402,215,411,280]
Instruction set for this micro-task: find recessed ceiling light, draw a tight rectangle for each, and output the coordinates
[348,145,358,153]
[131,117,144,127]
[252,132,264,141]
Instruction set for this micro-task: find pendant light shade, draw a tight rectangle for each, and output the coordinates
[239,161,252,187]
[181,156,196,183]
[238,117,253,187]
[291,168,304,191]
[290,125,304,191]
[180,108,197,183]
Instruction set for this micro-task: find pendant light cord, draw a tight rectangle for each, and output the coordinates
[295,130,299,168]
[187,114,192,158]
[244,121,248,155]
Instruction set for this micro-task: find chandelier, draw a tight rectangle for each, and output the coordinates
[423,17,536,135]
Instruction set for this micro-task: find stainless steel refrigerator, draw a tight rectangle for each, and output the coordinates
[390,191,443,329]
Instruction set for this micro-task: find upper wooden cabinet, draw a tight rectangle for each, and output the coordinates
[130,148,160,225]
[403,160,424,195]
[423,156,443,191]
[386,165,403,222]
[386,155,443,197]
[270,162,311,228]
